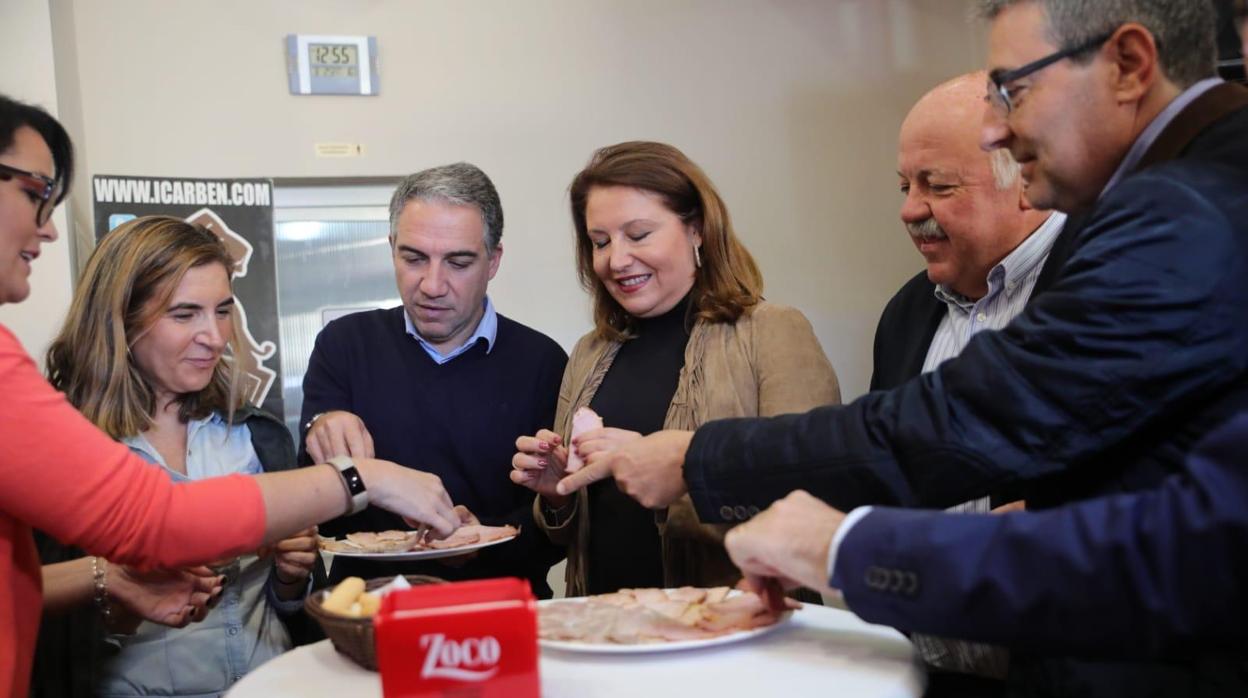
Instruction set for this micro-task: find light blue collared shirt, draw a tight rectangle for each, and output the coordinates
[404,296,498,364]
[1101,77,1223,197]
[97,413,299,697]
[925,211,1068,384]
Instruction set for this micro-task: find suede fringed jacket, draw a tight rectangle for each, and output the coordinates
[534,302,841,596]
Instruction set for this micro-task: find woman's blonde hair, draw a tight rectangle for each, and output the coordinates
[568,141,763,341]
[45,215,244,439]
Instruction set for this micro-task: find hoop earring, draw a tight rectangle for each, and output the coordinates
[694,244,702,269]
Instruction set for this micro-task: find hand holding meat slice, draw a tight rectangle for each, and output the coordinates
[556,429,694,509]
[724,490,845,596]
[572,425,645,472]
[511,428,573,503]
[430,506,484,568]
[539,586,791,645]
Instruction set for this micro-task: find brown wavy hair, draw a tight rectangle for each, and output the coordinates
[45,216,243,439]
[569,141,763,341]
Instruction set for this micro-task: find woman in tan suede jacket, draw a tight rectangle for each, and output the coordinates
[511,141,840,596]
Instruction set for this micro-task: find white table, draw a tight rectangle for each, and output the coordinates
[229,603,924,697]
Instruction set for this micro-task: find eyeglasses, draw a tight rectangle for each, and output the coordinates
[986,30,1116,115]
[0,162,61,227]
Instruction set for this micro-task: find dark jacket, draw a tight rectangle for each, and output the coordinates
[686,84,1248,696]
[868,218,1079,393]
[869,217,1080,510]
[31,405,322,698]
[835,412,1248,693]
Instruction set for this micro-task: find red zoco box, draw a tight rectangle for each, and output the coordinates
[374,577,540,698]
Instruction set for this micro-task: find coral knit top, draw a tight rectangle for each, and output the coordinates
[0,325,266,697]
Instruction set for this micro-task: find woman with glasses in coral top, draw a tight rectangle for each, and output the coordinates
[0,93,461,698]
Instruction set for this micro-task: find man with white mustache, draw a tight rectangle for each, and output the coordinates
[880,71,1069,407]
[873,72,1071,693]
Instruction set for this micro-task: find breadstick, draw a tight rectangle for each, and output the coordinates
[357,592,381,617]
[323,576,365,614]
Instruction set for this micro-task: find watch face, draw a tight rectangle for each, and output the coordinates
[340,465,367,496]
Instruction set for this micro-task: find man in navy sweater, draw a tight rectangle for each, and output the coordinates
[300,163,568,596]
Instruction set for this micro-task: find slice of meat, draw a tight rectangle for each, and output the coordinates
[697,592,782,633]
[646,599,696,623]
[704,586,732,604]
[539,600,594,640]
[318,538,365,553]
[666,586,708,604]
[474,524,520,543]
[605,605,716,643]
[592,591,641,609]
[566,407,604,473]
[537,587,789,645]
[678,604,705,626]
[630,588,669,605]
[338,530,422,553]
[422,524,518,550]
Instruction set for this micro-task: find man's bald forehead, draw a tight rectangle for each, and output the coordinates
[908,72,989,122]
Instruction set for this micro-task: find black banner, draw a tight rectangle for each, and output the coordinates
[91,175,284,419]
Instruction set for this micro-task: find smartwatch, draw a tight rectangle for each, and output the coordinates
[327,455,369,515]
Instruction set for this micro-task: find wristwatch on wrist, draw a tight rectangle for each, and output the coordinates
[303,412,326,433]
[328,455,369,515]
[541,496,577,526]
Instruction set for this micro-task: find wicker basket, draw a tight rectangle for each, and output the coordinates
[305,574,445,670]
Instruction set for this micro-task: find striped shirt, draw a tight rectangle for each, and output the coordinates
[911,211,1066,678]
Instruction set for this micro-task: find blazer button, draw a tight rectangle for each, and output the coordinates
[904,572,919,596]
[746,505,760,517]
[733,505,748,520]
[888,570,906,593]
[719,505,734,521]
[865,566,886,589]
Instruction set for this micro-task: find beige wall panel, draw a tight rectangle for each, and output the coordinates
[0,0,74,366]
[56,0,985,398]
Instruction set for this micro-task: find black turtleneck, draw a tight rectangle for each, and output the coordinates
[585,295,692,593]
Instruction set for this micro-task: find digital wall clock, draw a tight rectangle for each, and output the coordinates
[285,34,379,96]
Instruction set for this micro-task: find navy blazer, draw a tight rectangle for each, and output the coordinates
[835,412,1248,682]
[686,84,1248,695]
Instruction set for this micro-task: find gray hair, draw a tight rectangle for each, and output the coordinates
[388,162,504,252]
[989,148,1022,190]
[977,0,1217,88]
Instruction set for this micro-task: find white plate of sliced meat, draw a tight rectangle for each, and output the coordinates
[538,586,794,653]
[318,524,519,561]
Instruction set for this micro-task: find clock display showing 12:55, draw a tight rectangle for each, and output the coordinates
[309,43,358,78]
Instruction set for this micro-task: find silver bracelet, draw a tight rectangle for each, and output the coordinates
[91,556,112,625]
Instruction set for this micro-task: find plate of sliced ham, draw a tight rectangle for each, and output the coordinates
[318,524,519,561]
[538,586,794,653]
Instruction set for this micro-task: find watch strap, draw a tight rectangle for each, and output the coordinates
[327,455,369,515]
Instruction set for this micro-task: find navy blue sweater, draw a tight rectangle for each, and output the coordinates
[300,306,567,596]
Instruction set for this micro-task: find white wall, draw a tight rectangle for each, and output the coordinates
[50,0,986,399]
[0,0,75,366]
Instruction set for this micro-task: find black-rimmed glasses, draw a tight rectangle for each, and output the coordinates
[0,162,61,227]
[987,30,1116,115]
